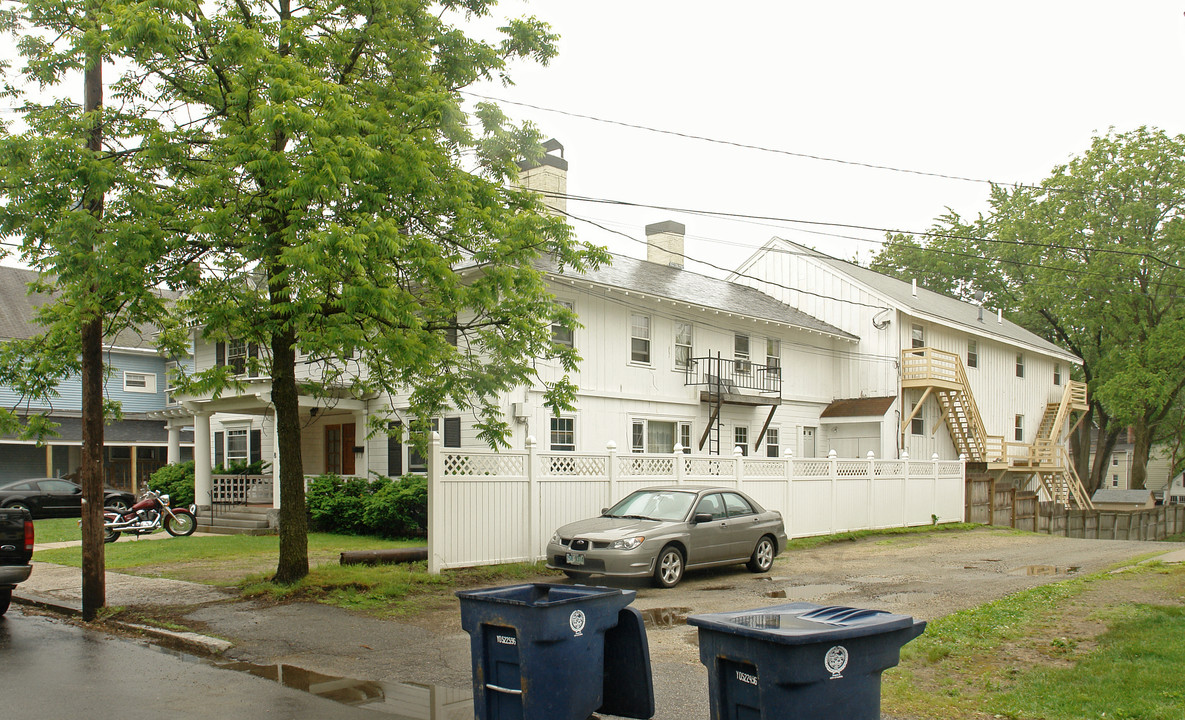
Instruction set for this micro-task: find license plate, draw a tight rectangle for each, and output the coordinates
[566,552,585,566]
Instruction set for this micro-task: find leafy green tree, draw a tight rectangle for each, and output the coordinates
[110,0,607,582]
[0,0,186,617]
[873,127,1185,491]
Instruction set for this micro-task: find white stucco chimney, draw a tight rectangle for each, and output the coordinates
[516,138,567,217]
[645,220,686,269]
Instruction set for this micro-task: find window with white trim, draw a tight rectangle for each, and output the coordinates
[630,314,651,364]
[226,428,249,465]
[911,416,924,435]
[552,300,574,348]
[765,339,781,378]
[735,334,750,374]
[550,417,575,452]
[679,423,692,454]
[1054,363,1062,385]
[765,427,780,457]
[630,419,690,454]
[674,321,693,369]
[734,426,749,456]
[1014,414,1024,442]
[1016,353,1025,378]
[911,324,925,349]
[966,340,978,369]
[123,371,157,394]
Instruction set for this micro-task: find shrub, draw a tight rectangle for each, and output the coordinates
[306,473,427,539]
[149,461,196,507]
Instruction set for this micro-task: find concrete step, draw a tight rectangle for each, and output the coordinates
[198,516,270,530]
[207,511,272,523]
[198,525,276,536]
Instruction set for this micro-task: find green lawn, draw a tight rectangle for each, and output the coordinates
[33,517,83,544]
[882,561,1185,719]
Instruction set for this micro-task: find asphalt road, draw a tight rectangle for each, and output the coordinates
[0,608,389,720]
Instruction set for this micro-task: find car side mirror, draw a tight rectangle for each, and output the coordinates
[600,508,609,515]
[693,513,713,524]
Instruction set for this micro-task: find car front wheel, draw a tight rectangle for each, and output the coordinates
[747,536,776,573]
[652,546,684,588]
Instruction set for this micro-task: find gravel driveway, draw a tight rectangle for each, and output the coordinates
[184,528,1175,720]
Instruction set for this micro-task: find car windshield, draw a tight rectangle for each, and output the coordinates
[605,490,697,522]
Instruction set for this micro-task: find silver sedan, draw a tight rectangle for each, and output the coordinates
[546,486,789,588]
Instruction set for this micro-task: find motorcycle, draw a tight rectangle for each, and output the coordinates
[102,487,198,544]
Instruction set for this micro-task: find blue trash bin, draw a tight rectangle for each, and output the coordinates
[689,602,926,720]
[457,583,654,720]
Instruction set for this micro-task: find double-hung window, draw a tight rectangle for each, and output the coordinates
[911,324,925,349]
[966,340,978,369]
[552,301,575,348]
[734,426,749,456]
[734,334,750,374]
[630,314,651,364]
[674,322,693,369]
[1014,415,1025,442]
[765,339,781,379]
[550,417,575,452]
[765,428,780,457]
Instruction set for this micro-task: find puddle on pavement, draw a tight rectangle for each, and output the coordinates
[215,660,473,719]
[1010,565,1082,576]
[640,606,691,627]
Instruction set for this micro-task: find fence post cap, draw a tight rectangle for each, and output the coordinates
[932,452,940,461]
[828,449,837,458]
[606,440,617,451]
[525,435,537,449]
[733,445,744,457]
[673,443,683,454]
[867,450,876,459]
[430,431,440,444]
[901,450,910,459]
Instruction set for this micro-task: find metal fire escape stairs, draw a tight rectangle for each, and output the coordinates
[901,348,1092,509]
[687,352,782,456]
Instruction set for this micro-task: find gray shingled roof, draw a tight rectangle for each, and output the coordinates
[779,240,1080,362]
[0,265,161,350]
[544,254,856,340]
[1090,488,1155,505]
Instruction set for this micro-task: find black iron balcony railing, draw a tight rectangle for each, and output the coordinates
[684,354,781,395]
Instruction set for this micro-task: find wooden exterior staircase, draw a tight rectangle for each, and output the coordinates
[901,348,1092,509]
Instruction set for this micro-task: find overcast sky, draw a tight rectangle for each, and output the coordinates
[471,1,1185,275]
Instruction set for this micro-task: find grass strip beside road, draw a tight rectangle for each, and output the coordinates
[882,561,1185,719]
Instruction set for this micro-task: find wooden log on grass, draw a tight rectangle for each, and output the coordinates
[340,547,429,566]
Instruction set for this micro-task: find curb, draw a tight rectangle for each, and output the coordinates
[11,590,234,655]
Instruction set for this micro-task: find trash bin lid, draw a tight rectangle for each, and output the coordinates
[688,602,918,645]
[456,582,634,608]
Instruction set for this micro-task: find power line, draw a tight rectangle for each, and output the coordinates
[464,91,1053,193]
[545,190,1183,271]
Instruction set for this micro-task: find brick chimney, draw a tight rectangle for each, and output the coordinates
[645,220,686,269]
[517,138,567,217]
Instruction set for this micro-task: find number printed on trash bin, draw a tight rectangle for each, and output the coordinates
[735,670,758,686]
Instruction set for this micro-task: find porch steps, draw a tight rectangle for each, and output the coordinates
[198,506,275,536]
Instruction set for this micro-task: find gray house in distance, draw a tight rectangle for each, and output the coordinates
[0,265,193,491]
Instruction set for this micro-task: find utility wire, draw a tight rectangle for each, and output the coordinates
[544,190,1183,271]
[464,91,1053,193]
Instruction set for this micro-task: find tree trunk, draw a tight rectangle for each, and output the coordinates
[1130,420,1153,490]
[271,332,308,583]
[79,10,105,621]
[79,316,106,619]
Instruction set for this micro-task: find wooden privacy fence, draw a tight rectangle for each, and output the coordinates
[426,436,966,573]
[966,477,1185,540]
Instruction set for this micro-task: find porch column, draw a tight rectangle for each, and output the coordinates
[193,410,213,512]
[166,422,182,464]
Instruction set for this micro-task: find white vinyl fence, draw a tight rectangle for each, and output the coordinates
[426,435,966,573]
